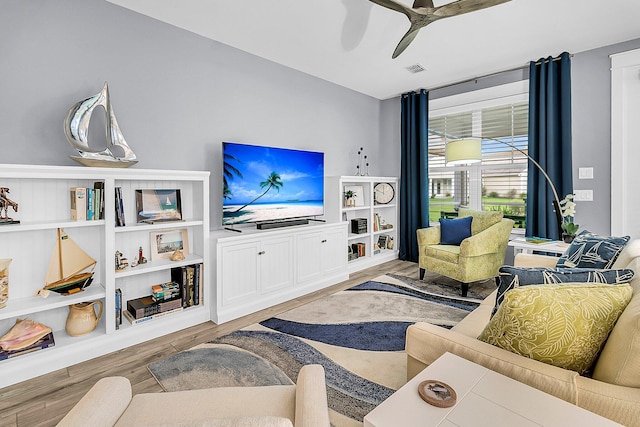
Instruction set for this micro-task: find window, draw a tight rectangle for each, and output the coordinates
[427,82,529,229]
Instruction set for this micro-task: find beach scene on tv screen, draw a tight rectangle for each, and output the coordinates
[222,142,324,225]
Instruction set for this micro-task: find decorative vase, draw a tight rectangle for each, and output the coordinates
[0,258,10,309]
[562,233,575,244]
[65,300,103,337]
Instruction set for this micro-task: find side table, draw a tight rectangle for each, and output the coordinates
[508,237,569,256]
[364,352,621,427]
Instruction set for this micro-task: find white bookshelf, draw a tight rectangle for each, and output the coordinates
[0,164,209,387]
[326,176,399,273]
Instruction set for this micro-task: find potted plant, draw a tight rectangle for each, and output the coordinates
[559,194,579,243]
[344,190,356,207]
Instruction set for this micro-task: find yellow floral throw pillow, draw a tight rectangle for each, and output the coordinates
[478,284,633,374]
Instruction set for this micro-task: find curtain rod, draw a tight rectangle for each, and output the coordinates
[405,52,573,96]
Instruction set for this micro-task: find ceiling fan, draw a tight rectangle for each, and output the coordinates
[368,0,512,58]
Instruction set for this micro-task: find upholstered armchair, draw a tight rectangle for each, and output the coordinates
[417,209,514,296]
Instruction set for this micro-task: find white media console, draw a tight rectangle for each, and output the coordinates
[211,221,348,324]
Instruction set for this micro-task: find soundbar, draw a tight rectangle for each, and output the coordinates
[256,219,309,230]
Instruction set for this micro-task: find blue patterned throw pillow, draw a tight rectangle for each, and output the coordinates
[556,230,630,269]
[493,265,635,315]
[439,216,472,245]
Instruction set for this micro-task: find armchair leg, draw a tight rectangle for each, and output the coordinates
[419,268,425,280]
[461,283,469,298]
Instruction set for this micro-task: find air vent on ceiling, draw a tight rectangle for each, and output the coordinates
[405,63,426,74]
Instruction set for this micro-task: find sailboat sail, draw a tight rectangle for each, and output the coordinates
[44,229,96,294]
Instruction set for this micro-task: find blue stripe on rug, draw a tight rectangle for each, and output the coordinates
[350,280,479,311]
[229,330,396,405]
[259,318,413,351]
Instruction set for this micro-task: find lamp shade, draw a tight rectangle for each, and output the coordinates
[445,139,482,165]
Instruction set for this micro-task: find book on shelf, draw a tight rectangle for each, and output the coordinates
[86,188,94,220]
[94,181,105,220]
[70,187,87,221]
[170,263,203,308]
[123,307,184,325]
[115,187,125,226]
[0,332,55,361]
[115,288,122,329]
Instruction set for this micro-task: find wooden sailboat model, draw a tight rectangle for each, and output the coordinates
[43,229,96,295]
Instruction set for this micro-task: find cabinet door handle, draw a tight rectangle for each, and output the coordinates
[321,239,327,243]
[258,251,266,255]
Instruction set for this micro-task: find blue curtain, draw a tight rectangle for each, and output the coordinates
[527,52,573,240]
[399,90,430,262]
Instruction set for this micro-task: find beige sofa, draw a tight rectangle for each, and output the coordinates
[406,239,640,427]
[57,364,330,427]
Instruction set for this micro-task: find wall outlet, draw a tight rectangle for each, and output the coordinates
[574,190,593,201]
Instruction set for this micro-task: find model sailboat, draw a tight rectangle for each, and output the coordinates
[43,229,96,294]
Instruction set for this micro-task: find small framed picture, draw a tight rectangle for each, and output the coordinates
[150,229,189,260]
[136,189,182,224]
[344,185,365,207]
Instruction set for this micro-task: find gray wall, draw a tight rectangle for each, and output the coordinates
[1,0,397,229]
[572,38,640,235]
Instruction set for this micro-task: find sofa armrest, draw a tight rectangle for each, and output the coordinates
[514,253,560,268]
[417,227,440,246]
[575,376,640,426]
[295,364,330,427]
[57,377,132,427]
[405,322,578,404]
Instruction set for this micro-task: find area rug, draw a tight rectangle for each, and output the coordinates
[148,273,495,427]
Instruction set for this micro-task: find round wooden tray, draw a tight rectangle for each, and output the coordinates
[418,380,457,408]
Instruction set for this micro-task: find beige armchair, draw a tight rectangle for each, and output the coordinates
[417,209,514,297]
[57,364,330,427]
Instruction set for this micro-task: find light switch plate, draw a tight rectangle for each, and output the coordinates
[574,190,593,201]
[578,167,594,179]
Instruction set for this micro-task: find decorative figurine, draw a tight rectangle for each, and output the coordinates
[64,82,138,168]
[115,250,129,272]
[170,249,185,261]
[137,246,147,264]
[0,187,19,224]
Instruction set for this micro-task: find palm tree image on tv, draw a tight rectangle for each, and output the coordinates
[223,152,242,200]
[222,142,324,225]
[233,171,283,213]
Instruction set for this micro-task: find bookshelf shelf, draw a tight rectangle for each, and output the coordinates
[0,164,209,388]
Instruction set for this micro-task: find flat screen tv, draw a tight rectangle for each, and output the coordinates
[222,142,324,226]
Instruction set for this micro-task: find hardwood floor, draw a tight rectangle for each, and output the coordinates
[0,259,420,427]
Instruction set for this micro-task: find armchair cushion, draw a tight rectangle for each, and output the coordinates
[494,266,635,315]
[439,216,472,245]
[478,284,633,374]
[556,230,630,269]
[459,208,503,235]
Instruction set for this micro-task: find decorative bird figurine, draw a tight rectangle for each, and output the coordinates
[368,0,512,58]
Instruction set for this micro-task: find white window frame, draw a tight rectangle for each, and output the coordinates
[428,81,529,230]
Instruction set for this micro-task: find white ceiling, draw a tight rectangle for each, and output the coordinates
[107,0,640,100]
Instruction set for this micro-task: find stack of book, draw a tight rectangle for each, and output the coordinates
[0,332,55,361]
[124,292,183,325]
[70,182,105,221]
[123,263,203,325]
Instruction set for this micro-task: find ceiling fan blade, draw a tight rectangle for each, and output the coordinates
[413,0,434,8]
[368,0,415,18]
[392,24,422,58]
[434,0,511,17]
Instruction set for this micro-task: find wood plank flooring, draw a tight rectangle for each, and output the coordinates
[0,259,420,427]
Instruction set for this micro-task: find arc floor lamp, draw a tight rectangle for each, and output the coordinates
[445,138,563,240]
